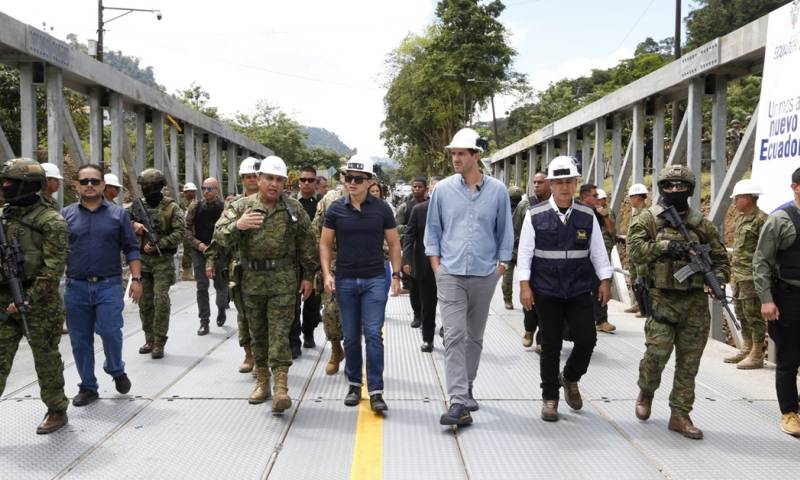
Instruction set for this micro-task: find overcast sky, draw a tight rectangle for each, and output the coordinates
[4,0,693,158]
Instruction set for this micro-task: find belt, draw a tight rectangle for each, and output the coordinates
[241,257,294,272]
[533,249,589,259]
[70,275,120,282]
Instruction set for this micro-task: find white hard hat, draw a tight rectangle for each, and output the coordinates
[259,155,288,178]
[596,188,607,200]
[446,128,483,152]
[345,154,374,176]
[239,157,259,175]
[41,162,63,180]
[183,182,197,192]
[730,179,763,198]
[546,156,580,180]
[628,183,648,196]
[104,173,122,188]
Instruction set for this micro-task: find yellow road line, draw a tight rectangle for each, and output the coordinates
[349,369,383,480]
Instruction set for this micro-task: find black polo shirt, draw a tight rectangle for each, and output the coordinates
[297,193,319,220]
[324,193,396,278]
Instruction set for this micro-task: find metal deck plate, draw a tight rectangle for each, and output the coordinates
[0,398,144,480]
[457,400,664,480]
[382,315,443,400]
[267,400,357,480]
[62,398,290,480]
[594,399,800,479]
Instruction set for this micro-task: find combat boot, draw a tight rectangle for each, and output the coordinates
[249,368,271,404]
[325,341,344,375]
[522,331,534,348]
[635,390,653,420]
[668,409,703,439]
[624,303,639,314]
[272,371,292,413]
[559,371,582,410]
[737,341,765,370]
[36,411,68,435]
[724,338,752,364]
[138,341,153,354]
[151,342,164,359]
[239,345,254,373]
[780,412,800,437]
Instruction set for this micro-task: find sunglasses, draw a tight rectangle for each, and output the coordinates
[78,178,103,186]
[299,178,316,183]
[344,175,369,184]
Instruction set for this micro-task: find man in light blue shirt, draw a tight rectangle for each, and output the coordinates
[425,128,514,426]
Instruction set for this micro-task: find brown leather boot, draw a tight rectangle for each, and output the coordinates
[249,368,271,404]
[138,341,153,354]
[522,331,534,348]
[272,371,292,413]
[668,410,703,439]
[737,341,765,370]
[325,341,344,375]
[724,338,752,364]
[635,390,654,420]
[151,342,164,359]
[36,411,68,434]
[559,371,583,410]
[239,345,254,373]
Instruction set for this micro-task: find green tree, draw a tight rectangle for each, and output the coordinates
[232,100,307,168]
[382,0,519,176]
[176,83,219,119]
[305,147,341,170]
[684,0,791,49]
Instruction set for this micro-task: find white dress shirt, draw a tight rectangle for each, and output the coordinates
[516,196,613,282]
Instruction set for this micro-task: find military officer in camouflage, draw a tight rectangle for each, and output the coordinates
[501,185,524,310]
[0,158,70,434]
[129,169,185,360]
[624,183,649,316]
[628,165,730,439]
[40,163,63,210]
[214,156,318,413]
[313,171,346,375]
[205,156,260,373]
[725,179,768,369]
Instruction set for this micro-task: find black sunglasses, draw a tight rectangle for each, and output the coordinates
[344,175,369,184]
[299,178,316,183]
[78,178,103,186]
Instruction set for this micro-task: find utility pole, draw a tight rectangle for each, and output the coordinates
[97,0,104,62]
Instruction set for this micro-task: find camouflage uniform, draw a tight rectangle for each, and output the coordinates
[0,161,69,415]
[40,194,58,211]
[207,193,250,347]
[214,194,318,374]
[179,196,193,272]
[731,209,768,344]
[628,196,729,415]
[314,189,345,342]
[128,172,185,347]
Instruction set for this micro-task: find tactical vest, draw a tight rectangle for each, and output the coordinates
[0,204,50,284]
[777,204,800,281]
[648,205,706,290]
[529,201,597,298]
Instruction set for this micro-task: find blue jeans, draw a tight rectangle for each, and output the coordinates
[335,276,388,394]
[383,262,392,297]
[65,276,126,392]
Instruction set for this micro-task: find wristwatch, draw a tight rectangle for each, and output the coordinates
[391,272,402,279]
[130,276,142,283]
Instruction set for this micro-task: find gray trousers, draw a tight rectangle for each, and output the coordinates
[437,266,500,404]
[193,250,228,323]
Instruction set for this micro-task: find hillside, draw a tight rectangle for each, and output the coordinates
[302,126,353,156]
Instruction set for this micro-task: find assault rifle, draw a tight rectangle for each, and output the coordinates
[658,205,740,330]
[0,216,31,338]
[131,198,162,255]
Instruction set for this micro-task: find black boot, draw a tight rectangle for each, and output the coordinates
[216,312,226,327]
[197,321,210,336]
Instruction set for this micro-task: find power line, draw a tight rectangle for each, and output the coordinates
[613,0,658,53]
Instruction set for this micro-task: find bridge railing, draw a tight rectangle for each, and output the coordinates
[0,10,272,202]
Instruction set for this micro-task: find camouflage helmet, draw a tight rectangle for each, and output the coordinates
[508,185,523,203]
[138,168,165,188]
[657,164,695,189]
[0,157,46,182]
